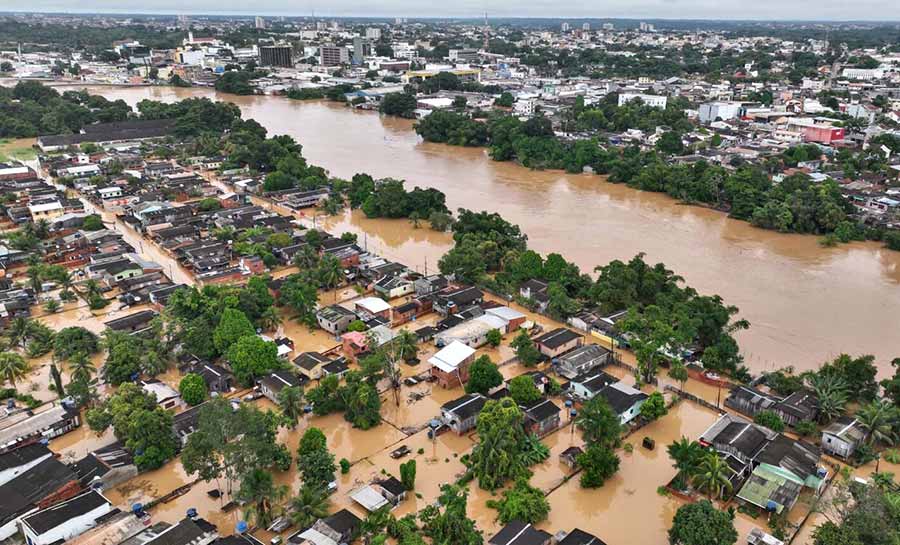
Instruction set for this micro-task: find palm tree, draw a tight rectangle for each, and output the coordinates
[0,352,30,390]
[26,265,43,294]
[857,400,899,448]
[808,374,848,424]
[58,270,74,300]
[692,451,734,500]
[317,255,344,300]
[277,385,304,429]
[69,352,96,383]
[294,245,320,270]
[33,219,50,239]
[258,306,283,332]
[7,317,31,349]
[669,362,689,391]
[237,469,286,528]
[667,437,704,490]
[393,329,418,363]
[289,485,331,530]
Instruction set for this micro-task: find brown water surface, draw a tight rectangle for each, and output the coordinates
[73,85,900,376]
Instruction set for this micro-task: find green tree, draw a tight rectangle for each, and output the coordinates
[53,326,99,360]
[419,484,483,545]
[101,330,142,385]
[0,352,29,390]
[68,351,97,383]
[179,373,207,405]
[469,398,529,490]
[495,92,514,108]
[486,477,550,524]
[576,396,622,449]
[510,330,541,366]
[342,371,382,429]
[465,355,503,395]
[227,335,281,387]
[238,469,287,527]
[577,445,620,488]
[400,459,416,491]
[289,485,331,530]
[277,385,304,429]
[297,427,336,491]
[669,500,737,545]
[279,273,319,327]
[639,391,668,421]
[213,308,256,354]
[667,437,705,490]
[380,92,418,118]
[754,410,785,432]
[508,375,543,406]
[692,451,734,500]
[85,383,178,471]
[669,362,689,390]
[857,400,899,448]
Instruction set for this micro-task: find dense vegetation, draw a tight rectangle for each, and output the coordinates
[0,82,130,137]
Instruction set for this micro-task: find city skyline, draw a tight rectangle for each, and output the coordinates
[2,1,900,22]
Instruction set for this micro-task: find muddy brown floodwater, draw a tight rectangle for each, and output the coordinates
[71,85,900,377]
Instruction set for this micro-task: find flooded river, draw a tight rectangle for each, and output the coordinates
[73,85,900,376]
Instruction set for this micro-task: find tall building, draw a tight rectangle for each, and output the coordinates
[260,45,293,68]
[319,45,349,66]
[365,28,381,40]
[255,16,266,29]
[582,22,590,31]
[561,22,571,32]
[352,37,372,65]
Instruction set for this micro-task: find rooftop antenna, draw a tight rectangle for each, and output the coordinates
[483,12,489,51]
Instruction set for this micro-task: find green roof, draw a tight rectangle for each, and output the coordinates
[737,463,804,514]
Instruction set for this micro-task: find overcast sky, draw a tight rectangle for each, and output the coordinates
[4,0,900,22]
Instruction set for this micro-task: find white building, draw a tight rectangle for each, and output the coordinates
[842,68,884,80]
[365,28,382,40]
[699,102,744,124]
[514,98,536,116]
[618,93,667,109]
[18,490,112,545]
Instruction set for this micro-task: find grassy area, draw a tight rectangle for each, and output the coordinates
[0,138,37,162]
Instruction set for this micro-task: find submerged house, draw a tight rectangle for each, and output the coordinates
[288,508,361,545]
[429,341,476,388]
[821,416,865,459]
[522,399,561,437]
[441,393,487,434]
[489,521,552,545]
[700,414,826,514]
[554,344,611,379]
[724,386,818,426]
[534,328,583,358]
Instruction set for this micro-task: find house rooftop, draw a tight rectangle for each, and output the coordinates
[21,489,110,535]
[534,327,581,349]
[441,393,487,421]
[558,528,608,545]
[523,398,560,422]
[489,520,551,545]
[429,341,476,373]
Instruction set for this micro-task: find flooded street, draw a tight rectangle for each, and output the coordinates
[69,85,900,377]
[539,401,721,545]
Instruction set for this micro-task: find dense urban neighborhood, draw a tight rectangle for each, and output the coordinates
[0,11,897,545]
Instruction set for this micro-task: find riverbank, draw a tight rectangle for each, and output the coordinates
[62,85,900,377]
